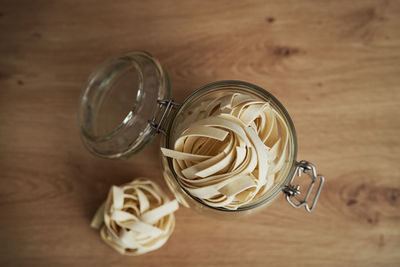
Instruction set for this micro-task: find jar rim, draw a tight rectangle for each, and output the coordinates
[165,80,298,212]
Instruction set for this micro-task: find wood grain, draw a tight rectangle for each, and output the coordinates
[0,0,399,266]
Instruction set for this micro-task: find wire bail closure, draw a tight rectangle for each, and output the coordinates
[283,160,325,212]
[149,99,180,136]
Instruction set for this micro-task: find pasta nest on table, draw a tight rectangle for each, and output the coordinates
[91,178,179,255]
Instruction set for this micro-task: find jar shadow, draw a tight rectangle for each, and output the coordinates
[74,134,174,222]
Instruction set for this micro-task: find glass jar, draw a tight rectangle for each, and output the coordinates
[78,51,324,218]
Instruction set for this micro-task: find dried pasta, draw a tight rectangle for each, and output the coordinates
[161,93,289,210]
[91,178,179,255]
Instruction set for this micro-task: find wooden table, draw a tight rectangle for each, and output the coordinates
[1,1,399,266]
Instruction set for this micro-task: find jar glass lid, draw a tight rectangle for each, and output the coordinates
[78,51,170,159]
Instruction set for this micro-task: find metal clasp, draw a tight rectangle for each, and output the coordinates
[283,160,325,212]
[149,99,180,136]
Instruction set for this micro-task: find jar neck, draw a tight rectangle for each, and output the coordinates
[164,80,298,212]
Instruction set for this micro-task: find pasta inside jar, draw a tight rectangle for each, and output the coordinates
[162,91,291,210]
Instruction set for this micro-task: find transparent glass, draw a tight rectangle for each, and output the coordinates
[161,81,298,218]
[78,52,300,218]
[78,51,170,159]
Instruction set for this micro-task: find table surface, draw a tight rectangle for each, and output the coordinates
[1,1,399,266]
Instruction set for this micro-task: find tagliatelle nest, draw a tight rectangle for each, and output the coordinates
[91,178,179,256]
[161,93,289,210]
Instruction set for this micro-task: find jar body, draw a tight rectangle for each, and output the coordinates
[160,81,298,218]
[78,52,324,216]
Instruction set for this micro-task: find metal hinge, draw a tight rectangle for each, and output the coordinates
[148,99,180,136]
[283,160,325,212]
